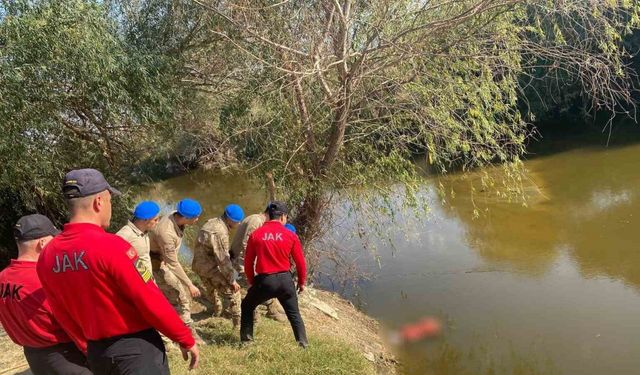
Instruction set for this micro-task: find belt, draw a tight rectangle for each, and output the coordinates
[257,270,291,277]
[88,328,157,348]
[24,342,76,353]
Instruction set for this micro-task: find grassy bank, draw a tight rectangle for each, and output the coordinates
[0,288,395,375]
[168,317,372,375]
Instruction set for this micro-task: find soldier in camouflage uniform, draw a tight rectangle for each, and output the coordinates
[149,199,203,344]
[230,211,267,276]
[192,204,244,327]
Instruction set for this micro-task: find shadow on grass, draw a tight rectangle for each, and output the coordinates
[192,309,213,322]
[193,313,242,347]
[198,328,239,346]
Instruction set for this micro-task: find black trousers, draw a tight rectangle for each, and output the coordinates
[24,342,91,375]
[240,271,308,346]
[87,329,169,375]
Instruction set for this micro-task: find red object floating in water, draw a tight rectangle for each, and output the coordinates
[389,317,442,344]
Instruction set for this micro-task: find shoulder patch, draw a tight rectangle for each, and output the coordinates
[126,249,137,260]
[135,258,152,283]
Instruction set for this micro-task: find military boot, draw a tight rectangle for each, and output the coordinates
[264,299,287,322]
[211,289,223,317]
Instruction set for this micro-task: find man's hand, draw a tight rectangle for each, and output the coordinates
[234,263,245,275]
[231,281,241,293]
[189,285,201,298]
[297,284,305,294]
[181,344,200,370]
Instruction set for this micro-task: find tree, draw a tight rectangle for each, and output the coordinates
[187,0,640,254]
[0,0,185,266]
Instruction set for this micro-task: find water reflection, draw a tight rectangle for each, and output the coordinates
[144,169,267,216]
[443,144,640,288]
[143,143,640,375]
[361,143,640,375]
[141,169,267,261]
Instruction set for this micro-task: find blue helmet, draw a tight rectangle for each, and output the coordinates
[224,204,245,223]
[176,198,202,219]
[284,223,297,234]
[133,201,160,220]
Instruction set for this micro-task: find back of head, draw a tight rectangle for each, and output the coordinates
[133,201,161,221]
[63,168,121,199]
[68,194,95,213]
[224,204,245,223]
[14,214,60,257]
[63,168,121,228]
[175,198,202,225]
[267,201,288,220]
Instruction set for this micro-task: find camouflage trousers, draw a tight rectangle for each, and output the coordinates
[237,270,285,321]
[201,273,241,326]
[154,265,193,326]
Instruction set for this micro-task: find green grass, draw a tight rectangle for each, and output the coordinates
[168,318,375,375]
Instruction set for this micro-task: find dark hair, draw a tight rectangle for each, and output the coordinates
[268,211,285,220]
[267,201,288,220]
[131,216,150,223]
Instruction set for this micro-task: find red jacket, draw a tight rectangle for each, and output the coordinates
[244,221,307,286]
[0,260,76,349]
[37,222,195,349]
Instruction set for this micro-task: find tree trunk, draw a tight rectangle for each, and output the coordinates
[265,171,277,202]
[293,193,326,245]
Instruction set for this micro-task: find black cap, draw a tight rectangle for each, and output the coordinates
[267,201,288,216]
[14,214,60,241]
[62,168,121,199]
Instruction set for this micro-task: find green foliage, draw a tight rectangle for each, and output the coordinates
[518,1,640,123]
[1,0,640,268]
[200,1,640,248]
[0,0,185,266]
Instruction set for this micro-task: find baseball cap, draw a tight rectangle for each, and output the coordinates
[62,168,121,199]
[133,201,161,220]
[224,204,245,223]
[176,198,202,219]
[267,201,288,216]
[14,214,60,241]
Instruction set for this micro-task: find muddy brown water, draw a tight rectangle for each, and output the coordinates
[144,142,640,375]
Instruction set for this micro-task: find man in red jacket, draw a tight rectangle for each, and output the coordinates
[0,214,91,375]
[37,168,199,374]
[241,201,308,347]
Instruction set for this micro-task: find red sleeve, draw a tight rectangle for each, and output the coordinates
[291,237,307,286]
[244,234,257,286]
[106,248,195,349]
[36,264,88,353]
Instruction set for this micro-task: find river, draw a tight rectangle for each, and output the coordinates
[143,137,640,375]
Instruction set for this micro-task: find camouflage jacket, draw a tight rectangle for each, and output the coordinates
[192,217,235,286]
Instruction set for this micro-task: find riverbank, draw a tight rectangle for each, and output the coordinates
[0,287,396,375]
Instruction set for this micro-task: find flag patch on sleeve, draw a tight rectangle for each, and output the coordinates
[127,249,137,260]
